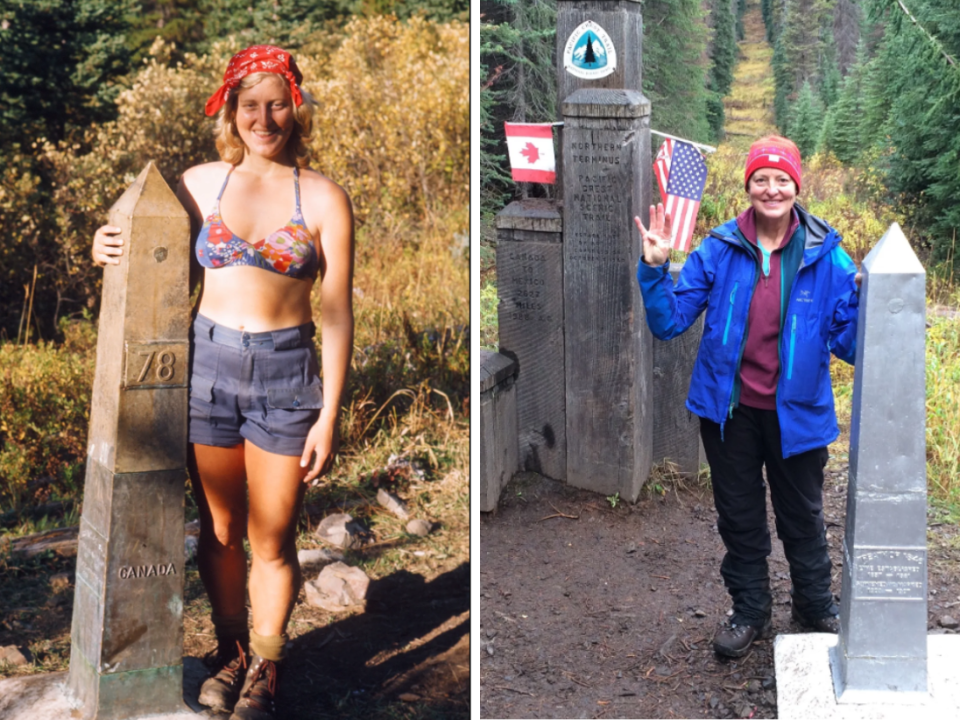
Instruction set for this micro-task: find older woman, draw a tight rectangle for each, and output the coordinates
[635,136,859,658]
[93,46,354,718]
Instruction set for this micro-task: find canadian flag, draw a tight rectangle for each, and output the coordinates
[504,123,556,184]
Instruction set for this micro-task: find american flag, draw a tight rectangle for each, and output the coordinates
[654,139,708,252]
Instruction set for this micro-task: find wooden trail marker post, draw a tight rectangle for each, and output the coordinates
[831,223,928,702]
[557,0,653,501]
[483,1,702,508]
[562,88,652,500]
[496,201,566,481]
[68,163,192,718]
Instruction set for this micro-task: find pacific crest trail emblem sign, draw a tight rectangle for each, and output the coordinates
[563,21,617,80]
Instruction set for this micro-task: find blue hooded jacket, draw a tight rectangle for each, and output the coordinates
[636,204,859,458]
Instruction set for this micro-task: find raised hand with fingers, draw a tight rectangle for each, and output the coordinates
[634,203,673,268]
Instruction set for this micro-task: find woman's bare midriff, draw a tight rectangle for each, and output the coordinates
[196,265,317,331]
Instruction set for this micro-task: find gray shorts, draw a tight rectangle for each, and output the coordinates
[188,314,324,456]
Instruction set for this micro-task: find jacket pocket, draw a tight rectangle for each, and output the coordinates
[785,312,825,403]
[267,384,324,410]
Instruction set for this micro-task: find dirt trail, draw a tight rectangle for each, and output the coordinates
[722,0,777,149]
[480,461,960,719]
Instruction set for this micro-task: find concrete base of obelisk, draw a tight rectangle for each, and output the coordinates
[775,633,960,719]
[0,657,207,719]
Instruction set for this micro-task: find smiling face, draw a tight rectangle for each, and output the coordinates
[233,75,295,160]
[747,167,797,223]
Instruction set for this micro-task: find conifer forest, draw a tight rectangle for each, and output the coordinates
[481,0,960,264]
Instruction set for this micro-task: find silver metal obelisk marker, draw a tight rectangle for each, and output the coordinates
[68,163,191,718]
[831,223,928,703]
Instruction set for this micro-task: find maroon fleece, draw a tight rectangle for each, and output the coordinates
[736,207,799,410]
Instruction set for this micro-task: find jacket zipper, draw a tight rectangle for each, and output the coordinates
[787,314,797,380]
[722,282,739,346]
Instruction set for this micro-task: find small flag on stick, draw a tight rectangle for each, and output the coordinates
[654,139,708,252]
[504,123,556,184]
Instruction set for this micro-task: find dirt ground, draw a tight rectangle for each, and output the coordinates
[479,461,960,719]
[0,506,469,720]
[0,554,468,720]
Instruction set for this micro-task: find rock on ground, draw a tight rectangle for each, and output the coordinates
[297,547,343,573]
[314,513,364,549]
[0,646,29,666]
[303,562,370,612]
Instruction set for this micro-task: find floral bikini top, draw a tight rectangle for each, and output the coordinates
[195,166,318,278]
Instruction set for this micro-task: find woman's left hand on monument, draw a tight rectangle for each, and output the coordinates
[300,410,340,485]
[92,225,124,266]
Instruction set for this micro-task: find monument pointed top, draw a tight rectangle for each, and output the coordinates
[862,222,924,275]
[110,162,187,220]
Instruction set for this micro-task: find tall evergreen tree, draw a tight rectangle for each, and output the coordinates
[771,36,792,131]
[643,0,712,144]
[817,25,841,108]
[0,0,134,151]
[787,80,823,157]
[863,0,960,262]
[710,0,737,97]
[818,42,867,162]
[479,0,556,211]
[831,0,861,73]
[779,0,831,91]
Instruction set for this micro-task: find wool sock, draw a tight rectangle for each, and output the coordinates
[249,630,287,662]
[211,611,249,653]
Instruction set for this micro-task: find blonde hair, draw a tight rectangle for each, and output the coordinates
[214,73,316,168]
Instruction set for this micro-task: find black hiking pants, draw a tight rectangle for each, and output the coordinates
[700,404,835,627]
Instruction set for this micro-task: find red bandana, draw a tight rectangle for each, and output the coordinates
[204,45,304,117]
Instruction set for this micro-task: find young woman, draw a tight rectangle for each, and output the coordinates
[92,46,355,719]
[635,136,860,658]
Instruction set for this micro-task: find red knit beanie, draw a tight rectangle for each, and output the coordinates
[744,136,802,193]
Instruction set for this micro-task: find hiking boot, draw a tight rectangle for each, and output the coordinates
[713,617,771,658]
[230,653,279,720]
[792,605,839,633]
[199,640,248,712]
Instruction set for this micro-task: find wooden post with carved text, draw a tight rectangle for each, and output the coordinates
[68,163,192,718]
[496,200,566,481]
[562,88,653,501]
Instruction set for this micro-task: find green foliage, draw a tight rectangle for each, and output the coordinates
[787,80,823,157]
[818,43,867,163]
[858,0,960,265]
[480,280,499,350]
[761,0,775,41]
[817,27,842,108]
[479,0,557,216]
[643,0,712,144]
[125,0,468,61]
[0,0,134,150]
[771,36,792,130]
[706,90,726,141]
[711,0,738,97]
